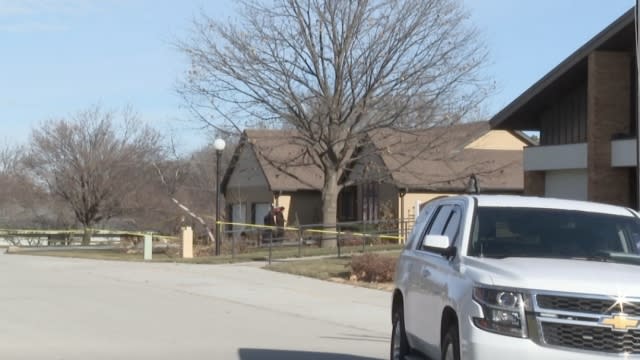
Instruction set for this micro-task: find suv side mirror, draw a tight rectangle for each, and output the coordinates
[423,235,457,259]
[423,235,450,249]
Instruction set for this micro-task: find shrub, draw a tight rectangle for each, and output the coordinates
[339,233,388,247]
[349,253,397,282]
[220,238,249,254]
[194,244,215,257]
[339,235,364,247]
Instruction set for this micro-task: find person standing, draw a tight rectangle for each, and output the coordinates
[262,206,276,244]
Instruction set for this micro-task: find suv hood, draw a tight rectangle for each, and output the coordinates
[462,257,640,297]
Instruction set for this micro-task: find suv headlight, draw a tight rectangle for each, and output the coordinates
[472,286,531,338]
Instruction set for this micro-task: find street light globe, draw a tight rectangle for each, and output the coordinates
[213,138,226,151]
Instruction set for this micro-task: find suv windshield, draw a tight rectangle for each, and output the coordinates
[469,207,640,265]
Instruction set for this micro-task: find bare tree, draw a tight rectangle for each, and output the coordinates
[151,139,235,245]
[0,143,24,175]
[25,106,162,245]
[178,0,490,245]
[152,156,216,244]
[0,144,36,226]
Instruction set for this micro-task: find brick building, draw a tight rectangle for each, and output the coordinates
[490,8,638,208]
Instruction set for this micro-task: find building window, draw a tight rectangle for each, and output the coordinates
[252,202,271,225]
[338,186,357,221]
[231,202,247,232]
[362,182,379,222]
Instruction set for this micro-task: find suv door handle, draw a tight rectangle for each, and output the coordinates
[421,268,431,277]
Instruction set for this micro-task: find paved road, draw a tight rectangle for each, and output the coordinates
[0,252,390,359]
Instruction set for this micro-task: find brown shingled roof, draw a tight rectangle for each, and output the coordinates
[367,122,524,191]
[243,129,324,191]
[223,122,524,194]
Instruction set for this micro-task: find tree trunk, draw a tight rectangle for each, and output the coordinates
[321,170,340,248]
[82,227,91,246]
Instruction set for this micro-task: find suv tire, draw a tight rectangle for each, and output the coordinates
[442,325,460,360]
[390,306,410,360]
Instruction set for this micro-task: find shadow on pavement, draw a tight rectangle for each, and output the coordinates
[238,348,382,360]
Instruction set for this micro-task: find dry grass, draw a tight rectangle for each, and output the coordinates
[16,246,401,291]
[350,253,397,282]
[265,251,400,291]
[266,257,352,280]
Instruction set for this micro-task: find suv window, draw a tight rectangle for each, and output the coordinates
[418,204,463,251]
[469,207,640,265]
[405,203,436,249]
[427,205,453,236]
[442,205,462,244]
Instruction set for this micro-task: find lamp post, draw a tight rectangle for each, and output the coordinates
[214,138,226,256]
[398,187,407,244]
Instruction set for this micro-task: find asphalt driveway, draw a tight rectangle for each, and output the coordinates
[0,252,390,359]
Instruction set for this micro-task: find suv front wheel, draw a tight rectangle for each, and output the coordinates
[441,325,460,360]
[390,306,410,360]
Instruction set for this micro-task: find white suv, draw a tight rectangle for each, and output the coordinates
[391,195,640,360]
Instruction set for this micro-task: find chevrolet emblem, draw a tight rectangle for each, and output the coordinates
[600,314,639,332]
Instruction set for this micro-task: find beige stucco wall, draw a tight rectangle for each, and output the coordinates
[274,194,291,225]
[465,130,527,150]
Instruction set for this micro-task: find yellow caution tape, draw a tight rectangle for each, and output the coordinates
[215,221,403,241]
[0,221,403,242]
